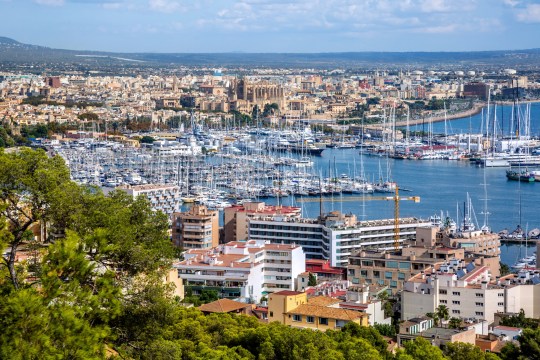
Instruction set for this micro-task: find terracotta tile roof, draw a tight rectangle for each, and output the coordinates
[198,299,251,313]
[287,304,366,321]
[494,325,521,331]
[273,290,304,296]
[307,295,341,307]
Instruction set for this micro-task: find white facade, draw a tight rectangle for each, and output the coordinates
[119,184,182,220]
[175,240,305,303]
[402,261,540,324]
[249,214,430,267]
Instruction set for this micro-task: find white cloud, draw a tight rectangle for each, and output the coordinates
[502,0,520,7]
[516,3,540,22]
[420,0,451,12]
[34,0,65,5]
[148,0,182,12]
[416,24,458,33]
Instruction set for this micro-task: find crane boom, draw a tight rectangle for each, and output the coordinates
[296,186,420,251]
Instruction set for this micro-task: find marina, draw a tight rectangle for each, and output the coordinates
[48,103,540,270]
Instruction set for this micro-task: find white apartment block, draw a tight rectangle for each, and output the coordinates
[402,259,540,323]
[118,184,182,220]
[174,240,305,303]
[248,210,430,267]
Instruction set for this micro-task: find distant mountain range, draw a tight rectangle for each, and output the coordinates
[1,36,540,68]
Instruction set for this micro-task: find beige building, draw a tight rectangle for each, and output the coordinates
[347,246,464,293]
[164,267,184,300]
[441,230,500,258]
[229,78,286,114]
[223,202,301,243]
[172,205,219,249]
[402,261,540,324]
[436,226,501,277]
[268,291,368,330]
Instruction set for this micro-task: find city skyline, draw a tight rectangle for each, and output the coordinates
[0,0,540,53]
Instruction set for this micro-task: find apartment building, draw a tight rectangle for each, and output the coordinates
[402,260,540,323]
[267,291,368,330]
[441,229,501,259]
[347,246,464,292]
[223,202,301,243]
[175,240,305,303]
[117,184,182,220]
[248,210,431,267]
[172,205,219,249]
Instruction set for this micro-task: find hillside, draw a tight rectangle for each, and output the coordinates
[1,36,540,68]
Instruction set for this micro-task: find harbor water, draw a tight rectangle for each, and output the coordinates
[411,101,540,136]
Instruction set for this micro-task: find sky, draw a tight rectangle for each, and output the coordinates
[0,0,540,53]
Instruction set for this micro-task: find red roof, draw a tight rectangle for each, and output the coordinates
[306,259,344,275]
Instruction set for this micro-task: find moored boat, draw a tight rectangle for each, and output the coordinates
[506,169,535,182]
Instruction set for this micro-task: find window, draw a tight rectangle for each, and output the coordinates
[398,272,405,280]
[476,293,484,298]
[498,302,504,306]
[452,292,461,296]
[440,300,447,304]
[452,310,461,314]
[373,271,380,278]
[439,289,447,295]
[476,302,484,307]
[270,311,274,317]
[319,317,328,325]
[293,315,301,322]
[360,270,368,277]
[498,293,504,297]
[475,312,484,316]
[452,301,460,305]
[390,281,397,288]
[385,271,393,279]
[307,316,314,324]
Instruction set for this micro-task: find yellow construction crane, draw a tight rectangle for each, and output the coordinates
[296,187,420,251]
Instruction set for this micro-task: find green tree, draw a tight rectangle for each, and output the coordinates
[396,337,446,360]
[367,97,380,105]
[308,272,317,286]
[444,342,495,360]
[77,112,99,121]
[500,262,511,276]
[263,103,279,117]
[500,309,540,329]
[448,317,462,329]
[373,323,396,337]
[426,312,440,326]
[435,305,449,326]
[0,126,15,148]
[0,148,178,358]
[511,328,540,359]
[140,135,156,144]
[0,148,71,289]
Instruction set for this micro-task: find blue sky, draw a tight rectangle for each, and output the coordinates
[1,0,540,53]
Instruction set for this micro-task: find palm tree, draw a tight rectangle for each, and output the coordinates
[435,305,449,326]
[426,312,440,327]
